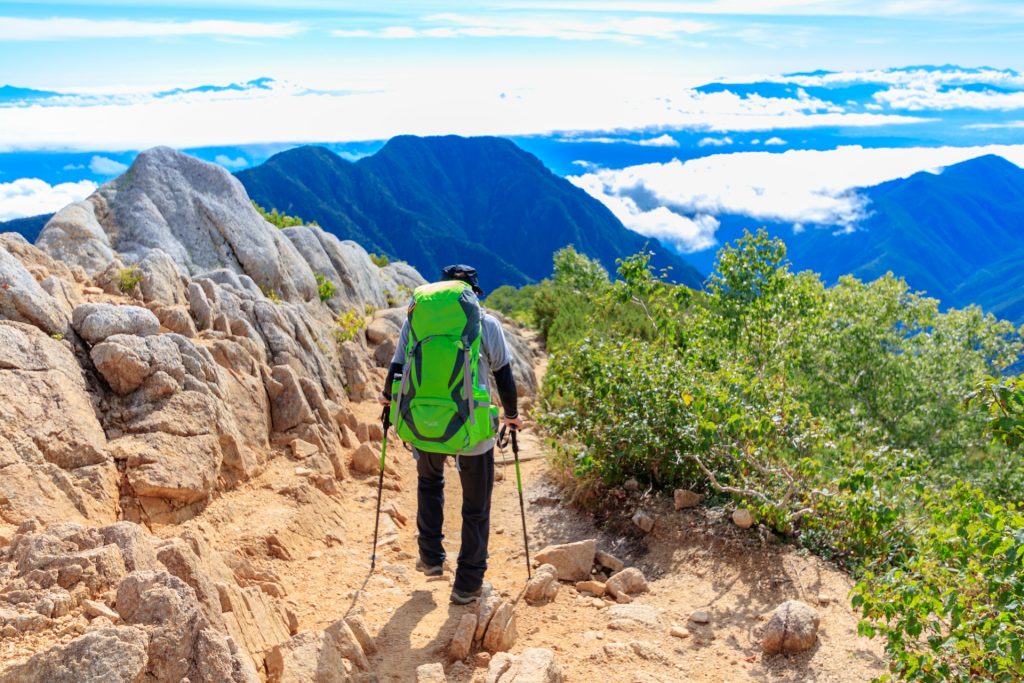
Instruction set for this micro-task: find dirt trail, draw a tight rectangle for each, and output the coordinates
[180,384,887,683]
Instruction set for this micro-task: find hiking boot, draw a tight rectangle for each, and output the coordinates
[416,559,443,577]
[450,581,492,605]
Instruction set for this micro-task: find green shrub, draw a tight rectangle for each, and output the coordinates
[260,286,281,304]
[333,309,365,345]
[530,229,1024,680]
[252,200,316,229]
[853,483,1024,682]
[369,253,390,267]
[117,266,142,293]
[315,273,337,302]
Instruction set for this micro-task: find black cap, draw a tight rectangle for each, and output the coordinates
[441,264,483,296]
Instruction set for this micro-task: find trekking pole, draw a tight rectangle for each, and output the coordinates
[500,425,531,580]
[370,405,391,571]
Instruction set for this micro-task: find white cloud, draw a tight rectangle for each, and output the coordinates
[89,155,128,175]
[569,144,1024,252]
[873,86,1024,112]
[0,178,97,221]
[764,136,786,145]
[214,154,248,169]
[965,120,1024,130]
[333,14,711,43]
[698,136,734,147]
[62,163,85,170]
[0,79,928,152]
[558,133,679,146]
[0,17,304,41]
[508,1,1018,18]
[635,134,679,147]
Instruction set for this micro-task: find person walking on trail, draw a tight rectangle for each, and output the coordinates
[378,264,523,605]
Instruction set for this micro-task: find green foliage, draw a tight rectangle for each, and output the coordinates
[532,228,1024,681]
[369,253,390,267]
[252,200,317,229]
[117,266,142,293]
[852,483,1024,682]
[333,309,365,345]
[315,273,337,302]
[485,284,539,325]
[970,375,1024,450]
[260,286,281,304]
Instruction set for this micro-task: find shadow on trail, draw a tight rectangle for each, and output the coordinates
[370,590,465,680]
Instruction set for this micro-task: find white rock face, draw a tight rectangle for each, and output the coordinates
[0,247,68,336]
[38,147,318,303]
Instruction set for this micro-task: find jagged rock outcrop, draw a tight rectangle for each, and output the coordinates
[0,146,543,681]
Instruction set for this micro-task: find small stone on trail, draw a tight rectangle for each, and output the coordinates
[616,593,633,604]
[605,567,648,599]
[534,539,597,582]
[308,550,323,560]
[575,580,606,597]
[631,510,655,533]
[762,600,820,655]
[732,509,755,529]
[624,478,640,491]
[83,285,103,295]
[674,489,703,510]
[816,594,831,607]
[495,527,505,535]
[524,564,560,604]
[670,625,689,639]
[592,599,605,608]
[382,500,408,526]
[595,550,624,573]
[416,662,447,683]
[690,610,710,624]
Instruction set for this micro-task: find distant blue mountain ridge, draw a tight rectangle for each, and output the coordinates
[687,154,1024,323]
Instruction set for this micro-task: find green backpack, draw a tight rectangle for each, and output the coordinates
[390,280,498,454]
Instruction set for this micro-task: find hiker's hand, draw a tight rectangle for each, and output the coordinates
[377,391,391,406]
[503,414,524,430]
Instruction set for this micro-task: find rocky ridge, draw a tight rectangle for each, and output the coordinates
[0,147,539,681]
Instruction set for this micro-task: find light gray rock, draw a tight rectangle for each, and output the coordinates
[56,148,318,303]
[36,198,117,276]
[116,570,256,683]
[605,567,648,599]
[381,261,426,298]
[415,663,447,683]
[72,303,159,345]
[762,600,820,655]
[0,626,149,683]
[449,613,477,661]
[533,539,596,582]
[482,600,517,653]
[486,648,563,683]
[138,248,187,305]
[523,564,559,605]
[0,246,68,335]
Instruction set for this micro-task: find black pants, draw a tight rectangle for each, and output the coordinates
[415,447,494,593]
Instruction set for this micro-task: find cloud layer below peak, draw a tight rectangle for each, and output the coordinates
[570,144,1024,253]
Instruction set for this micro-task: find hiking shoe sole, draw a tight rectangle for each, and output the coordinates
[416,560,444,577]
[450,581,492,605]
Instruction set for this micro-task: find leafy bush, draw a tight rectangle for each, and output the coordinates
[315,273,337,302]
[369,253,390,267]
[527,229,1024,681]
[117,266,142,293]
[260,286,281,304]
[853,483,1024,682]
[333,309,365,345]
[252,200,317,229]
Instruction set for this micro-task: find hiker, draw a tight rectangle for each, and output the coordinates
[378,264,522,604]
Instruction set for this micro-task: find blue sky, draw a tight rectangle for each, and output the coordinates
[3,1,1024,254]
[3,1,1024,90]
